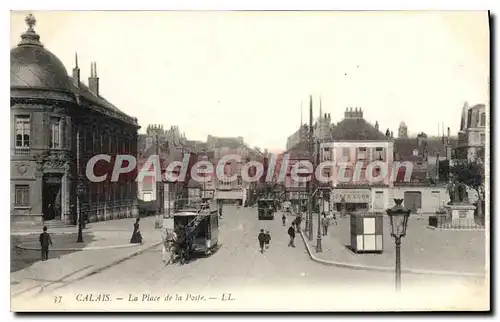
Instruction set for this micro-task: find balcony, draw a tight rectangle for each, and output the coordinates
[13,147,30,156]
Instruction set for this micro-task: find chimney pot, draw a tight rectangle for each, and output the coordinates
[88,61,99,96]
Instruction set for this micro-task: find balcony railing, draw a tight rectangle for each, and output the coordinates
[13,147,30,156]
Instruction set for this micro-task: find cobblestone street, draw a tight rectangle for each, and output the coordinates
[12,206,488,311]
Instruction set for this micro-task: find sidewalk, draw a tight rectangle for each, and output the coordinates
[302,213,486,276]
[11,216,157,235]
[11,216,162,300]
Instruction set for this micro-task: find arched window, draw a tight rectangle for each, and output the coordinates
[480,112,486,126]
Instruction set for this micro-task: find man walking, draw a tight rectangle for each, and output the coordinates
[321,213,330,236]
[295,214,302,232]
[258,229,266,253]
[39,226,52,261]
[264,230,271,249]
[287,225,296,247]
[282,213,286,226]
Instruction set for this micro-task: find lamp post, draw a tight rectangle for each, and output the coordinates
[316,190,323,252]
[386,198,411,292]
[76,181,85,243]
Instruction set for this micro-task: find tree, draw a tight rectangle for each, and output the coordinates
[449,153,485,220]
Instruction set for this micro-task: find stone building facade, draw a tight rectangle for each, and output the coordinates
[455,102,486,161]
[11,15,139,225]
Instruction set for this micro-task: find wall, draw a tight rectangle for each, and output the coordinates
[320,141,394,187]
[389,186,449,213]
[216,189,246,201]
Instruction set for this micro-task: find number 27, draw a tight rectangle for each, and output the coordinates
[54,296,62,303]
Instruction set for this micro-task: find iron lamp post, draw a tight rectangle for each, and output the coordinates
[76,182,85,243]
[386,198,411,292]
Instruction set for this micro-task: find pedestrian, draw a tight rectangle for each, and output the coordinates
[130,218,143,244]
[321,214,330,236]
[331,211,338,225]
[295,214,302,232]
[287,225,296,247]
[218,202,223,219]
[39,226,52,261]
[264,230,271,249]
[258,229,266,253]
[282,213,286,226]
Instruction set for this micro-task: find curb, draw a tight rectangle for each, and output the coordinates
[15,243,141,252]
[426,226,485,232]
[299,230,485,279]
[11,230,139,236]
[12,241,162,298]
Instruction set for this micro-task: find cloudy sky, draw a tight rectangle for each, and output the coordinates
[10,11,489,151]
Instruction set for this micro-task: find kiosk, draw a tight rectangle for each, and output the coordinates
[349,212,384,253]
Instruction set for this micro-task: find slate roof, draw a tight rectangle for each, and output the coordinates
[394,137,458,161]
[394,139,420,162]
[68,77,138,126]
[285,140,310,160]
[210,137,242,149]
[329,118,390,141]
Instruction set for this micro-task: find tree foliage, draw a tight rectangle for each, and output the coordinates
[449,155,485,199]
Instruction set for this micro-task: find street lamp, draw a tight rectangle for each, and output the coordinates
[76,181,85,243]
[386,198,411,292]
[316,190,323,252]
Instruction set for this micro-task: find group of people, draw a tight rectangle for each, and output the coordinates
[257,229,272,253]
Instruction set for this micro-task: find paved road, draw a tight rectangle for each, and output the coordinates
[33,206,487,311]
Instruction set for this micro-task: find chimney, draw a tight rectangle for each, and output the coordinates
[72,52,80,87]
[375,121,379,131]
[447,127,450,144]
[390,131,394,138]
[88,62,99,96]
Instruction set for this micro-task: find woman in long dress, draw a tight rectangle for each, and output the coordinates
[130,218,143,244]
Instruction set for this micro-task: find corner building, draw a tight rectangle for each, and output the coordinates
[11,15,140,225]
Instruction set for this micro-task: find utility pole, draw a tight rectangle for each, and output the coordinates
[315,138,322,252]
[307,95,314,241]
[155,134,162,228]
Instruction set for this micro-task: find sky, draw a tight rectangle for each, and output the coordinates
[10,11,489,151]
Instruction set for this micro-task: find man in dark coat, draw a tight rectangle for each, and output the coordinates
[295,214,302,232]
[258,229,266,253]
[264,230,271,249]
[39,226,53,261]
[287,225,296,247]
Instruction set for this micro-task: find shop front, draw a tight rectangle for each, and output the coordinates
[332,189,371,212]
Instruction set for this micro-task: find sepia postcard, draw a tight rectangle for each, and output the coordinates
[9,10,490,312]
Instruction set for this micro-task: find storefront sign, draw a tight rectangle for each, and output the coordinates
[333,189,370,203]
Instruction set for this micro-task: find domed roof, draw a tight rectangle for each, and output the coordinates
[10,14,72,92]
[399,121,407,127]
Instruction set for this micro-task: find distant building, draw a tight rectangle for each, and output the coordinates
[286,124,309,151]
[320,107,394,213]
[283,141,310,207]
[455,102,486,161]
[398,122,408,139]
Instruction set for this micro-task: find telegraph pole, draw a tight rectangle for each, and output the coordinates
[155,134,162,227]
[306,95,314,240]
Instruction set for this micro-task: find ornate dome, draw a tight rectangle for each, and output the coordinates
[10,14,72,92]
